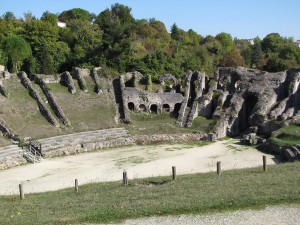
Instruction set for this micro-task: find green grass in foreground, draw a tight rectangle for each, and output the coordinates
[270,124,300,147]
[0,163,299,225]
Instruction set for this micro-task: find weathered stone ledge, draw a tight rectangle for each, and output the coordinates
[132,133,204,145]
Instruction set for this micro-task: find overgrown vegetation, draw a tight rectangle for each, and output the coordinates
[0,163,299,224]
[1,5,299,78]
[270,124,300,147]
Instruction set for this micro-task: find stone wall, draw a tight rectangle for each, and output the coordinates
[38,128,134,157]
[72,67,88,92]
[19,72,60,127]
[38,79,71,126]
[211,67,300,138]
[62,71,76,94]
[123,87,183,113]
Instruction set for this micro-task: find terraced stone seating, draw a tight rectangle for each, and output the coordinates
[38,128,134,157]
[0,145,26,169]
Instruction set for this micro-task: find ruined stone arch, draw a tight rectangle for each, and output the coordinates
[128,102,135,111]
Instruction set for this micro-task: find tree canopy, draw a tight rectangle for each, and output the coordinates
[0,5,299,76]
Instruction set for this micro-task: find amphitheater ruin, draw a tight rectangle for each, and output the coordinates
[0,66,300,169]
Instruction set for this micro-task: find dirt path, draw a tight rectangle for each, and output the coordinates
[99,205,300,225]
[0,139,276,195]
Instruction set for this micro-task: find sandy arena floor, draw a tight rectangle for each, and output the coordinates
[0,139,277,195]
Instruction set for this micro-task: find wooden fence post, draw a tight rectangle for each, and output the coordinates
[263,155,267,172]
[172,166,176,180]
[123,171,128,186]
[217,161,221,175]
[19,184,24,200]
[75,179,78,192]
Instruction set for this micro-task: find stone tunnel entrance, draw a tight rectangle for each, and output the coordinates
[150,104,158,113]
[239,95,258,132]
[172,103,181,117]
[128,102,135,111]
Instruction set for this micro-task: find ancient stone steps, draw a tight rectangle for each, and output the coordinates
[38,128,132,152]
[0,145,23,162]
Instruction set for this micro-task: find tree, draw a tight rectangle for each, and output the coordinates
[23,11,35,22]
[215,32,234,54]
[261,33,284,53]
[251,38,263,68]
[219,49,246,67]
[1,35,32,72]
[41,11,57,26]
[59,8,92,22]
[2,12,16,22]
[171,23,181,41]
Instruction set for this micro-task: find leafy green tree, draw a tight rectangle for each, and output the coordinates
[21,20,59,53]
[2,12,16,22]
[95,4,136,71]
[41,11,57,26]
[1,35,32,72]
[219,49,246,67]
[261,33,284,53]
[23,11,35,22]
[59,8,92,22]
[0,48,8,65]
[251,38,263,68]
[215,32,234,54]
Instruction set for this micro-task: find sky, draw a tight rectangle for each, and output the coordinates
[1,0,299,39]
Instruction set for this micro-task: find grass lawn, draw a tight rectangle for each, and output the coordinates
[125,113,215,135]
[0,162,299,225]
[270,124,300,147]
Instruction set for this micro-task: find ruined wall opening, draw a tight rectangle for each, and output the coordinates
[172,103,181,117]
[162,104,170,113]
[139,104,147,112]
[150,104,158,113]
[124,77,135,87]
[239,95,258,132]
[188,73,199,107]
[128,102,135,111]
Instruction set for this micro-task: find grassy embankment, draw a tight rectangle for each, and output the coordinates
[270,124,300,147]
[0,75,117,140]
[125,113,215,135]
[0,162,299,224]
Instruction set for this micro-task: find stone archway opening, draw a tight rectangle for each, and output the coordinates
[150,104,158,113]
[162,104,170,113]
[128,102,135,111]
[239,95,258,132]
[139,104,147,112]
[172,103,181,118]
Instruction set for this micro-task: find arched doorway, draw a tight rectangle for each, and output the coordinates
[128,102,135,111]
[239,95,258,131]
[150,104,158,113]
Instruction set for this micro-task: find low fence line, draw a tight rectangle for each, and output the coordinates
[18,155,269,199]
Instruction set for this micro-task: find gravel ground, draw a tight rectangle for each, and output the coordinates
[95,205,300,225]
